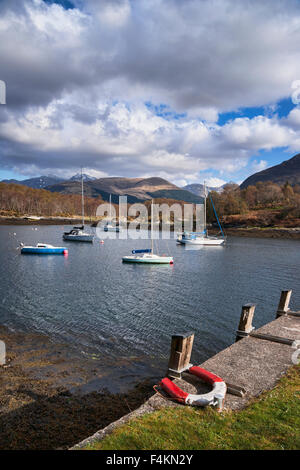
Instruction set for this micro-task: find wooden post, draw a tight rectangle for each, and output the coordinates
[0,340,5,366]
[236,304,256,341]
[168,332,194,378]
[276,290,292,318]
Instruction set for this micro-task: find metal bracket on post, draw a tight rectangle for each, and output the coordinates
[167,332,194,379]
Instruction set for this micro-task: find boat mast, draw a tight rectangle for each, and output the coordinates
[151,199,154,254]
[109,194,112,221]
[81,168,84,226]
[204,180,207,235]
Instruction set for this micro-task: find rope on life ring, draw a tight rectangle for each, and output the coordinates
[158,366,227,409]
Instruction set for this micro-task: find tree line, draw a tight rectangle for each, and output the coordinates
[207,181,300,222]
[0,183,103,218]
[1,180,300,224]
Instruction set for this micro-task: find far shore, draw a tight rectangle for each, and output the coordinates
[1,216,300,239]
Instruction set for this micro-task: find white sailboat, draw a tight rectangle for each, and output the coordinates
[177,182,225,246]
[122,200,174,264]
[63,170,94,242]
[104,195,120,232]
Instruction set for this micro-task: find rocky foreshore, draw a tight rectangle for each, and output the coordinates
[0,325,154,450]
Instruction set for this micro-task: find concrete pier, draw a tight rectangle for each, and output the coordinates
[72,302,300,449]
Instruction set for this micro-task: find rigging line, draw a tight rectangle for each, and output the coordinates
[209,193,225,238]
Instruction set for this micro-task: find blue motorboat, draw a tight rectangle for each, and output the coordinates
[20,243,68,255]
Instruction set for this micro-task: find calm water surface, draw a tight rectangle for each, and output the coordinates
[0,225,299,390]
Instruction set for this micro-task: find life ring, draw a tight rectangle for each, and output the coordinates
[160,366,227,408]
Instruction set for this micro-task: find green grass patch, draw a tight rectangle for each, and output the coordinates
[84,367,299,450]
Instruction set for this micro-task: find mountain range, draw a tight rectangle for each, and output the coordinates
[48,176,203,203]
[4,151,299,202]
[240,153,300,188]
[1,173,96,189]
[1,175,203,203]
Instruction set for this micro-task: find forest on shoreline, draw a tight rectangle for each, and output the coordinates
[1,181,300,228]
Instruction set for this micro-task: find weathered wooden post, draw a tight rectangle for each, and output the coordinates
[276,290,292,318]
[168,332,194,378]
[236,304,256,342]
[0,340,5,366]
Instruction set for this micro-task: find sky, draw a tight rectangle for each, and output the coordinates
[0,0,300,187]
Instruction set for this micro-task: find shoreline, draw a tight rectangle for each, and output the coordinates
[1,216,300,239]
[0,216,90,226]
[0,325,154,450]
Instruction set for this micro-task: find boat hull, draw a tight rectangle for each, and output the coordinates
[63,234,93,242]
[21,247,67,254]
[122,256,173,264]
[104,226,120,232]
[177,237,225,246]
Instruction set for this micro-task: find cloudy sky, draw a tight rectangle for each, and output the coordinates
[0,0,300,187]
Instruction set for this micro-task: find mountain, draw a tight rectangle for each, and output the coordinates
[69,173,97,182]
[240,153,300,189]
[47,176,203,203]
[1,175,64,189]
[183,183,223,197]
[1,173,96,189]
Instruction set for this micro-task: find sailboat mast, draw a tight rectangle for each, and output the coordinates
[151,199,154,253]
[204,180,206,234]
[109,194,112,221]
[81,168,84,226]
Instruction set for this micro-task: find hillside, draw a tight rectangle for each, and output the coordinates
[2,175,64,189]
[47,177,203,203]
[240,153,300,188]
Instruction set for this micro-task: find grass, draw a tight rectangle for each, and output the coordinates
[84,366,300,450]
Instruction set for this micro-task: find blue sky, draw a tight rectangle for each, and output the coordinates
[0,0,300,187]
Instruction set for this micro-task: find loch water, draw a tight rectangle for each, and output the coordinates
[0,225,299,391]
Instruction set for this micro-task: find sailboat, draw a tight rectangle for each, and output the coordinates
[104,195,120,232]
[122,200,174,264]
[177,182,225,246]
[63,170,94,242]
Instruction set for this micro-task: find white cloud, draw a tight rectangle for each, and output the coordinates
[1,0,300,182]
[251,160,268,172]
[205,177,227,188]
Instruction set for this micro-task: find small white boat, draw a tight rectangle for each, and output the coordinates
[123,200,174,265]
[177,182,225,246]
[63,169,94,242]
[103,195,121,232]
[123,249,173,264]
[177,232,225,246]
[104,223,120,232]
[63,226,94,242]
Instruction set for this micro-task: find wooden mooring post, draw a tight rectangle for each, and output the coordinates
[235,291,297,345]
[167,332,194,378]
[236,304,256,341]
[276,289,292,318]
[0,340,5,366]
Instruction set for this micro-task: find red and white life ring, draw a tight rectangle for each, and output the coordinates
[160,366,227,408]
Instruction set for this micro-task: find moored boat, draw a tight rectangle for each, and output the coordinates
[103,195,120,232]
[62,169,94,242]
[20,243,68,254]
[122,200,174,265]
[177,182,226,246]
[63,226,94,242]
[122,249,173,264]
